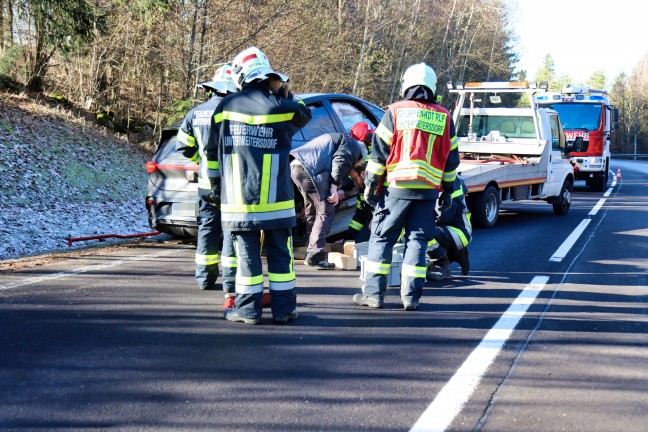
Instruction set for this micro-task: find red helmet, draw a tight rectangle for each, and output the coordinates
[350,122,374,145]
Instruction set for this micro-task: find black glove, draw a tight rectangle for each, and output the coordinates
[364,173,381,207]
[208,177,221,205]
[438,191,452,212]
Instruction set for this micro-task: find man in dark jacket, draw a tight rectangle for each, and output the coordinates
[290,133,367,269]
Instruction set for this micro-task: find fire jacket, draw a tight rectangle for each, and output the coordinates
[368,93,460,200]
[206,83,312,231]
[176,95,224,191]
[289,133,366,200]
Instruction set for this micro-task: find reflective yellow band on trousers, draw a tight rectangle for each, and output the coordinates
[221,255,237,268]
[195,252,219,265]
[402,263,426,278]
[364,260,390,275]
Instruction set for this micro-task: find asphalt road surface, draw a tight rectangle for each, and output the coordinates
[1,160,647,432]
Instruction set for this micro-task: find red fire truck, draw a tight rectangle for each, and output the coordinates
[535,85,618,192]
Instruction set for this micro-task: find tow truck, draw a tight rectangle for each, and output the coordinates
[535,85,618,192]
[447,81,574,227]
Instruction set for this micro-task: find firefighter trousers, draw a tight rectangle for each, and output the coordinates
[220,231,236,297]
[231,229,296,320]
[363,195,435,305]
[195,197,221,290]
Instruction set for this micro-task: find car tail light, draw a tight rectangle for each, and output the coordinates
[146,161,158,174]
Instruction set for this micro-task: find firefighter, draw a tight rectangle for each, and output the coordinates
[426,176,472,281]
[176,64,236,301]
[289,133,367,269]
[353,62,460,311]
[207,47,312,325]
[345,122,375,242]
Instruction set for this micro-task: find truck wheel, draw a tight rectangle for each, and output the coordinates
[472,186,499,228]
[552,179,572,215]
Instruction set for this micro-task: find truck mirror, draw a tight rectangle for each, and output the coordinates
[613,121,619,130]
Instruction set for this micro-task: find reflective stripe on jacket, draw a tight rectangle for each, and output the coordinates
[207,84,312,231]
[176,96,223,191]
[368,99,460,200]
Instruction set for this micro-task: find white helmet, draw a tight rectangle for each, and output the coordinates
[199,64,236,95]
[400,63,437,97]
[230,47,288,90]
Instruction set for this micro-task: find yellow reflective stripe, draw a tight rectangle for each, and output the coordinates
[268,271,296,282]
[177,130,196,147]
[195,252,219,265]
[443,168,457,182]
[214,111,295,125]
[190,153,200,164]
[375,123,393,145]
[260,154,271,205]
[232,154,243,205]
[427,238,439,248]
[207,160,219,170]
[367,160,386,175]
[451,188,464,199]
[365,260,390,274]
[427,134,436,163]
[449,226,469,247]
[221,255,237,268]
[221,199,294,213]
[237,274,264,286]
[402,263,426,278]
[450,135,458,150]
[349,220,364,231]
[401,130,412,161]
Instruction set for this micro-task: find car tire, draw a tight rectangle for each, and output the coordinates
[470,185,499,228]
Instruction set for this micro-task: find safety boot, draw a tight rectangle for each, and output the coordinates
[224,309,261,325]
[352,293,384,309]
[457,248,470,275]
[426,256,451,281]
[273,309,299,324]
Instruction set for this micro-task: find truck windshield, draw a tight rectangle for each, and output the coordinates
[457,115,536,138]
[541,103,602,131]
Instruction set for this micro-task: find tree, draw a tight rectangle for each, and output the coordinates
[586,69,607,90]
[13,0,106,91]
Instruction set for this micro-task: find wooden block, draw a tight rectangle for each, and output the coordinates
[328,252,357,270]
[343,241,355,257]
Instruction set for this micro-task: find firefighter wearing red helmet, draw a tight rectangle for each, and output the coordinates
[345,122,375,241]
[353,63,460,311]
[206,47,312,325]
[176,64,236,299]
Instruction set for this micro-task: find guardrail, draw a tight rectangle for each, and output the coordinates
[611,154,648,160]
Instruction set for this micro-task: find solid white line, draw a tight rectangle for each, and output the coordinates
[589,198,606,216]
[0,249,182,291]
[409,275,549,432]
[549,219,592,262]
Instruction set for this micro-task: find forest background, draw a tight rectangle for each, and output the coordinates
[0,0,646,154]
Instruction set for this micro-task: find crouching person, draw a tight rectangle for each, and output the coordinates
[426,176,472,281]
[290,133,367,269]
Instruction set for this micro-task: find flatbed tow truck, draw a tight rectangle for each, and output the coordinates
[447,81,574,227]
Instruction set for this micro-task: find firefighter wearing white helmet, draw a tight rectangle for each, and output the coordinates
[176,64,237,299]
[353,62,460,311]
[206,47,312,325]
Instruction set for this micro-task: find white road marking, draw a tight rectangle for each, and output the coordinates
[589,198,606,216]
[409,275,549,432]
[549,219,592,262]
[0,249,182,291]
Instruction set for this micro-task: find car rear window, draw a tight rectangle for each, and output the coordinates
[331,101,376,133]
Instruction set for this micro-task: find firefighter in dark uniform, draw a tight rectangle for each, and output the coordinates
[345,122,375,241]
[353,63,460,311]
[207,47,312,325]
[426,176,472,280]
[176,65,236,298]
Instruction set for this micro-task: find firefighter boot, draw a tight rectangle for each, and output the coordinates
[457,247,470,276]
[426,256,451,281]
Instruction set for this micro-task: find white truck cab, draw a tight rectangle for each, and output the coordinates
[447,81,574,227]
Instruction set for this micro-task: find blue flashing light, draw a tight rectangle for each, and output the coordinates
[589,95,604,101]
[536,95,547,100]
[575,94,585,100]
[552,95,560,100]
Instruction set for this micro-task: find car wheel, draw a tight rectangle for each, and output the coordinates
[552,178,572,215]
[471,185,499,228]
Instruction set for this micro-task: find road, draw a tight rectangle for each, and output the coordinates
[1,160,647,432]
